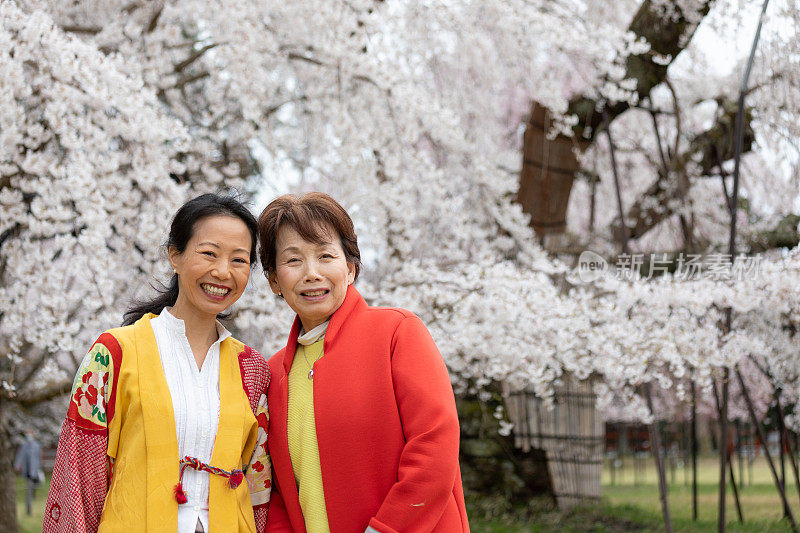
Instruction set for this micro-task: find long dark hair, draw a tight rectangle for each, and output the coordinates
[122,193,258,326]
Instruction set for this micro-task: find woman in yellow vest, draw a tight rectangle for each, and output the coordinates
[44,193,271,532]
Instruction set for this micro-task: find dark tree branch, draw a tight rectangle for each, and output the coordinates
[61,25,102,34]
[568,0,713,141]
[15,379,73,407]
[174,43,219,73]
[287,52,325,66]
[146,2,164,33]
[663,78,682,160]
[648,101,669,175]
[0,224,21,251]
[616,99,755,241]
[605,119,630,254]
[12,343,43,389]
[173,71,210,89]
[518,0,713,237]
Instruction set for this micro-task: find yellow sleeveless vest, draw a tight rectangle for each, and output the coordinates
[98,314,258,532]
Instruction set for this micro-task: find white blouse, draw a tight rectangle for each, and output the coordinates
[150,308,230,533]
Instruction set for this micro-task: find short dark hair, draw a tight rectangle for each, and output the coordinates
[123,192,258,325]
[258,192,361,280]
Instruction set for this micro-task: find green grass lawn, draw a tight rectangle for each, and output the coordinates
[599,454,796,532]
[15,475,47,533]
[13,454,799,532]
[471,454,797,532]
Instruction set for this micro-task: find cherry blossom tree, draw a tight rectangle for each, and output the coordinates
[3,0,800,527]
[0,4,200,525]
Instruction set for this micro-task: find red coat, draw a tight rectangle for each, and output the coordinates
[266,287,469,532]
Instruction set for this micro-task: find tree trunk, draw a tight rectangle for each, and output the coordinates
[516,104,588,236]
[0,398,19,533]
[457,383,554,514]
[568,0,713,140]
[518,0,714,238]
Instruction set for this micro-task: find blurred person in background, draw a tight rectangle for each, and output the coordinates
[15,428,43,516]
[259,192,469,533]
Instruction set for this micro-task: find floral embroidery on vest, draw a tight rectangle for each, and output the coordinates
[68,342,113,430]
[246,393,272,506]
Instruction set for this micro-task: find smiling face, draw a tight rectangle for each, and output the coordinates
[268,223,355,332]
[169,215,253,321]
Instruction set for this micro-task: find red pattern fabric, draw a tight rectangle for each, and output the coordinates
[44,334,120,533]
[239,345,270,410]
[254,504,269,529]
[238,345,271,533]
[43,419,109,533]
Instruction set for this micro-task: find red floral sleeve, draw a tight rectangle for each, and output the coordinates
[43,333,122,533]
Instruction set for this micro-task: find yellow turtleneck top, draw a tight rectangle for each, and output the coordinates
[287,338,329,532]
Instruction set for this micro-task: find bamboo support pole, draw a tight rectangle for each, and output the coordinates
[735,369,798,532]
[747,356,800,507]
[712,378,743,524]
[778,391,789,518]
[728,452,744,523]
[692,379,698,521]
[717,1,771,527]
[644,383,673,533]
[774,390,800,510]
[719,365,730,532]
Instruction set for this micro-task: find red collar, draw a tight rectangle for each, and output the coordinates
[281,285,366,375]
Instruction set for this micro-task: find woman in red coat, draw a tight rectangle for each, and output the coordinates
[258,193,469,533]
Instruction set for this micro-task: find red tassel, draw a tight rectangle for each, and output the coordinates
[229,470,244,489]
[174,482,188,504]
